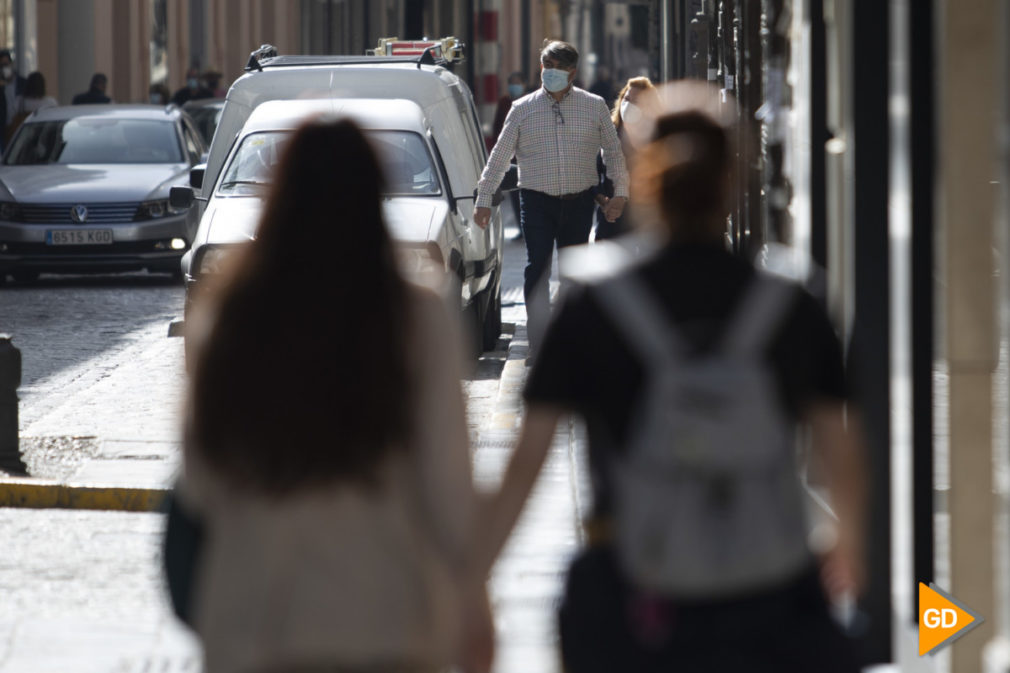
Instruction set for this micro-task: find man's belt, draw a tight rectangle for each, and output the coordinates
[521,187,594,201]
[555,188,593,200]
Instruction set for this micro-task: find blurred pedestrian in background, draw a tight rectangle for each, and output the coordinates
[474,39,628,363]
[5,71,55,144]
[171,67,213,105]
[148,82,171,106]
[594,76,658,240]
[5,70,54,142]
[17,71,57,113]
[173,118,491,673]
[0,48,26,152]
[202,69,226,97]
[491,71,527,239]
[71,73,111,104]
[492,71,527,144]
[588,64,616,108]
[473,81,866,673]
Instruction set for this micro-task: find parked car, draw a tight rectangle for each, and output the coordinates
[0,104,207,282]
[175,41,510,351]
[183,97,226,146]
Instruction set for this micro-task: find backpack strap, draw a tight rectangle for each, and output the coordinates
[718,273,797,356]
[592,273,685,365]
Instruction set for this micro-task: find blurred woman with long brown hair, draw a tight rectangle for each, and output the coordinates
[177,118,490,673]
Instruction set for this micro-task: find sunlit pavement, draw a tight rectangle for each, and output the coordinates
[0,214,590,673]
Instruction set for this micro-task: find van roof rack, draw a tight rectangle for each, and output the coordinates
[244,37,465,73]
[366,37,465,68]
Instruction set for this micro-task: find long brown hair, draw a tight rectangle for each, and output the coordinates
[188,118,411,494]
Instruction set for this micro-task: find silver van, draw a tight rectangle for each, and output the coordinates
[173,43,512,351]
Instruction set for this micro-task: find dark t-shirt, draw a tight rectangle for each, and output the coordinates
[71,89,111,105]
[524,242,847,517]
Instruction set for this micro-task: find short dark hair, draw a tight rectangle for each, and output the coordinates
[0,49,11,62]
[90,73,107,89]
[540,40,578,69]
[24,71,45,98]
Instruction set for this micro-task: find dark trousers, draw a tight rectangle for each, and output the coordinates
[519,188,596,354]
[559,545,860,673]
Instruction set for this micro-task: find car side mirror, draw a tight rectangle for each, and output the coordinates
[500,163,519,191]
[169,186,195,210]
[189,163,206,190]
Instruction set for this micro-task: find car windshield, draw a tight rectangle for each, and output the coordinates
[3,119,184,165]
[217,131,288,195]
[217,129,441,197]
[369,130,441,196]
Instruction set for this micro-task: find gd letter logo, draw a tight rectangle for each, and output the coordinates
[918,582,984,656]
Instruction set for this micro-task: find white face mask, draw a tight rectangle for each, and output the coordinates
[541,68,571,93]
[620,99,642,124]
[1,66,12,80]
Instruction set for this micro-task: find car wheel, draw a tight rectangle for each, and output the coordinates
[480,278,502,352]
[447,269,481,359]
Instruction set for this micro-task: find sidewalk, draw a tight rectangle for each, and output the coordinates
[0,232,590,673]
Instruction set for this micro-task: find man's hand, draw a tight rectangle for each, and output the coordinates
[819,532,865,601]
[474,206,491,229]
[603,196,627,222]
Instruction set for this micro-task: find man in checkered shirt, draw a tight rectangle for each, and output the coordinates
[474,40,629,362]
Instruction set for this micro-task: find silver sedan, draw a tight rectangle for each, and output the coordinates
[0,104,206,282]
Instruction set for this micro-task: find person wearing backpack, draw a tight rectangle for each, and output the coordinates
[473,81,866,672]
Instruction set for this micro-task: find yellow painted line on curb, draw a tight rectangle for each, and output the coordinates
[0,479,168,512]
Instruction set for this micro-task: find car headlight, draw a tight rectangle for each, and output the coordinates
[137,199,187,220]
[137,199,167,220]
[194,244,238,276]
[0,201,21,221]
[396,242,445,275]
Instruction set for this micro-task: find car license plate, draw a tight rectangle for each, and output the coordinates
[46,229,114,245]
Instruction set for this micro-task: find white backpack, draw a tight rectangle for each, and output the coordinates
[593,272,810,597]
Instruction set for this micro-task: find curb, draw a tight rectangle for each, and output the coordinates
[0,477,168,511]
[491,321,528,430]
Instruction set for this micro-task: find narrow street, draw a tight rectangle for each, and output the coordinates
[0,225,589,673]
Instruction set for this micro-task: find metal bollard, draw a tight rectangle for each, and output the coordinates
[0,334,27,475]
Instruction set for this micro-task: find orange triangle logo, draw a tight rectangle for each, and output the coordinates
[918,582,984,656]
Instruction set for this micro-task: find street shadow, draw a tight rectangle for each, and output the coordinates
[464,324,514,382]
[1,271,182,290]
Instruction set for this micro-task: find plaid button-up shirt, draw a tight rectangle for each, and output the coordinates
[475,87,628,208]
